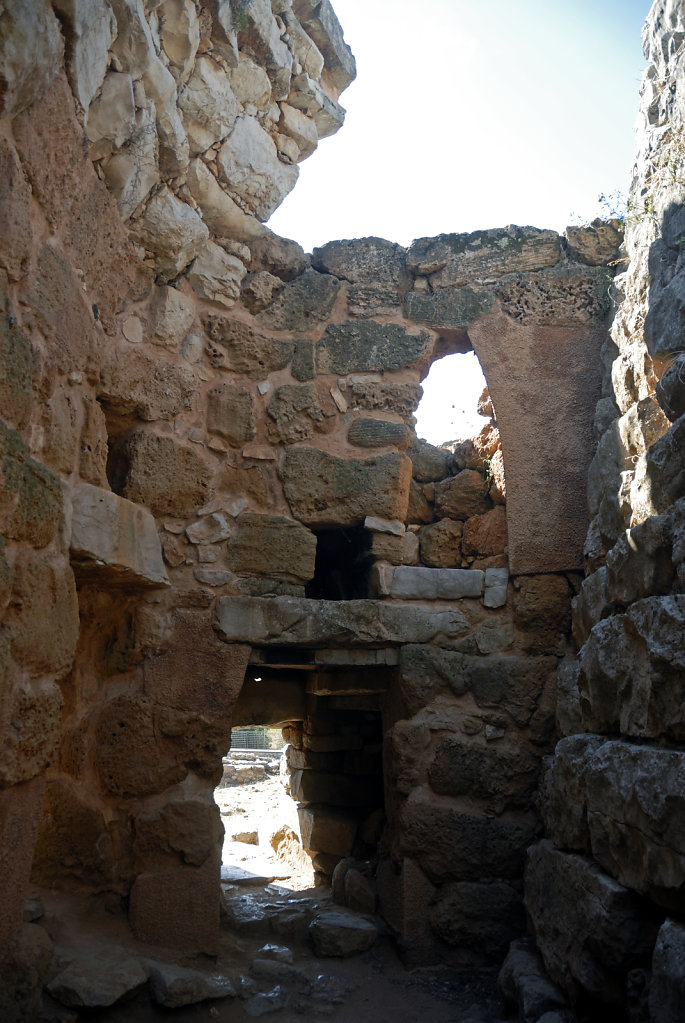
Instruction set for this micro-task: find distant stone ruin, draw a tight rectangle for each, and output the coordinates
[0,1,684,1020]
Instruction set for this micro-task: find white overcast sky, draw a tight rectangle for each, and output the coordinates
[269,0,652,444]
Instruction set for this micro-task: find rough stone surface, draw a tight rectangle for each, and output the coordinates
[119,431,214,517]
[316,321,432,374]
[309,910,377,957]
[226,513,316,581]
[649,920,685,1023]
[148,963,235,1007]
[434,470,491,521]
[47,952,148,1008]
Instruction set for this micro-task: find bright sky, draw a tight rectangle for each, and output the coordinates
[269,0,652,444]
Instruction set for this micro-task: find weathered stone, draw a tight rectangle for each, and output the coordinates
[312,237,408,316]
[571,566,614,648]
[513,574,571,655]
[207,383,255,446]
[545,735,607,852]
[495,266,610,326]
[70,483,169,588]
[564,218,624,267]
[317,321,432,374]
[462,505,508,557]
[203,315,293,379]
[0,317,34,429]
[130,859,219,955]
[429,881,525,963]
[95,694,186,797]
[278,102,318,160]
[484,566,509,608]
[186,157,264,240]
[282,9,324,80]
[31,779,115,887]
[240,270,284,314]
[47,952,148,1009]
[656,353,685,421]
[0,0,63,118]
[281,447,411,527]
[287,71,346,138]
[216,596,469,647]
[149,285,195,349]
[380,565,483,600]
[142,58,189,176]
[53,0,116,112]
[101,99,159,217]
[309,910,376,957]
[646,412,685,513]
[295,0,356,91]
[0,422,62,549]
[227,513,316,581]
[0,920,53,1022]
[498,938,569,1023]
[159,0,200,78]
[349,378,423,417]
[405,286,494,331]
[188,241,246,308]
[149,963,235,1007]
[347,418,409,449]
[129,187,209,281]
[7,551,78,680]
[428,736,539,811]
[585,741,685,910]
[525,841,654,1004]
[0,139,32,282]
[230,54,272,107]
[234,0,293,98]
[401,794,538,882]
[119,431,214,517]
[185,513,231,545]
[99,347,195,421]
[298,806,357,856]
[649,920,685,1023]
[257,269,340,331]
[0,682,63,787]
[179,55,240,154]
[134,798,222,869]
[267,383,328,443]
[408,227,561,281]
[555,657,582,737]
[406,480,433,525]
[578,595,685,740]
[434,470,491,521]
[398,645,465,714]
[217,115,298,221]
[109,0,156,78]
[86,72,136,159]
[407,438,451,483]
[605,513,674,606]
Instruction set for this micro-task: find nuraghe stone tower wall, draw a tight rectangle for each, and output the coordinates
[0,1,682,1020]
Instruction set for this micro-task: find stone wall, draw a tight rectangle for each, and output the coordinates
[523,2,685,1020]
[0,0,649,1017]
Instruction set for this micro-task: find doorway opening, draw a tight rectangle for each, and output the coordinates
[415,350,489,447]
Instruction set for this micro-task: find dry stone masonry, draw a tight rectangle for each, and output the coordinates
[0,0,683,1020]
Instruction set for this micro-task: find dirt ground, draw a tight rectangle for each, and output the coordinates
[38,762,510,1023]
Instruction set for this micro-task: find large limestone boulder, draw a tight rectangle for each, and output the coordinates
[226,513,317,582]
[118,431,215,517]
[217,115,298,221]
[128,187,209,281]
[179,55,240,154]
[281,447,411,526]
[0,0,63,118]
[649,920,685,1023]
[316,321,432,374]
[312,237,408,316]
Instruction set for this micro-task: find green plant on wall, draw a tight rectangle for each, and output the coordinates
[233,0,251,33]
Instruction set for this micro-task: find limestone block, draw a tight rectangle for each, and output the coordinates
[406,480,434,525]
[0,0,63,118]
[400,793,538,883]
[495,266,609,326]
[512,574,571,656]
[287,71,346,138]
[120,431,215,517]
[258,268,340,330]
[186,158,265,240]
[365,515,404,536]
[1,920,53,1022]
[293,0,355,92]
[462,505,508,557]
[525,841,655,1003]
[99,347,195,421]
[109,0,156,79]
[571,566,613,648]
[53,0,115,111]
[585,741,685,910]
[207,382,255,446]
[564,218,624,267]
[417,517,466,568]
[215,596,470,647]
[290,770,379,807]
[434,470,491,521]
[101,101,159,218]
[428,734,539,812]
[241,270,284,313]
[545,735,607,852]
[130,858,220,954]
[605,514,674,606]
[309,911,376,958]
[226,513,316,581]
[429,881,524,963]
[133,798,222,869]
[484,567,509,608]
[649,920,685,1023]
[7,552,78,680]
[386,565,483,600]
[129,187,209,281]
[347,418,409,449]
[47,952,148,1009]
[0,316,34,428]
[149,285,195,349]
[142,58,189,176]
[31,779,115,888]
[407,227,561,282]
[646,412,685,514]
[230,54,272,107]
[149,963,235,1008]
[234,0,293,99]
[179,56,240,155]
[185,513,231,545]
[281,447,411,527]
[316,321,432,374]
[266,382,327,443]
[0,139,32,282]
[278,102,318,160]
[406,438,451,483]
[405,285,494,330]
[217,115,298,221]
[70,483,169,588]
[143,609,249,715]
[578,595,685,740]
[498,938,569,1023]
[282,9,324,78]
[159,0,200,80]
[187,241,246,308]
[86,71,136,160]
[312,237,408,316]
[298,806,357,856]
[555,657,582,737]
[0,421,62,549]
[202,314,293,378]
[0,683,63,787]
